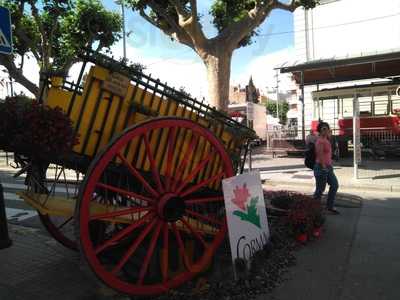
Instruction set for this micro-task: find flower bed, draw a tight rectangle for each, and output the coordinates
[0,96,79,160]
[264,190,325,243]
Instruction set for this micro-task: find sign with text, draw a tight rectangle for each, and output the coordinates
[102,72,130,98]
[222,171,270,275]
[0,6,12,55]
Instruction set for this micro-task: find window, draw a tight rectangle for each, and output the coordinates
[357,93,372,116]
[341,96,353,118]
[391,90,400,114]
[373,92,389,116]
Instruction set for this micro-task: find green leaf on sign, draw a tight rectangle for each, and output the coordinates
[233,196,261,228]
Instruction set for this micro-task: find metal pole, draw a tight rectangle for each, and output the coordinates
[0,184,12,249]
[353,93,360,180]
[9,76,14,97]
[121,0,127,60]
[248,142,253,172]
[301,71,306,142]
[276,70,280,121]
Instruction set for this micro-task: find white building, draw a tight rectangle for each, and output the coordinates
[288,0,400,136]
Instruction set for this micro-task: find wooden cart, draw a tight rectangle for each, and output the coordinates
[17,50,255,296]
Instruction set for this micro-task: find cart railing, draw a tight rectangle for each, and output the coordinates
[77,49,253,135]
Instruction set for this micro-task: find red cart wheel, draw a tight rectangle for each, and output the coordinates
[76,117,234,296]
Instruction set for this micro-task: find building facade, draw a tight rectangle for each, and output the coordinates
[229,77,261,104]
[291,0,400,134]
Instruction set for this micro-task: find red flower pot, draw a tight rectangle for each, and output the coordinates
[296,233,308,243]
[313,227,322,238]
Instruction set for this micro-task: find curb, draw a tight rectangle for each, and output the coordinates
[263,178,400,193]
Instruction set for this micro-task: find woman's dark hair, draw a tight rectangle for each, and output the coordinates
[317,122,330,133]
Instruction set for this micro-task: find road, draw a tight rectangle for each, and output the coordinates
[1,168,38,225]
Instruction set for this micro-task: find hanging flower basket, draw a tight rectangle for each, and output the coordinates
[0,96,79,160]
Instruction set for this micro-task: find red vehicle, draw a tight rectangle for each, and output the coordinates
[311,82,400,155]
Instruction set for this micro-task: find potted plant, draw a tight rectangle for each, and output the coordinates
[308,201,325,238]
[287,209,311,243]
[312,213,325,238]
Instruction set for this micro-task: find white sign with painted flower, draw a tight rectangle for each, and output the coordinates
[222,171,270,266]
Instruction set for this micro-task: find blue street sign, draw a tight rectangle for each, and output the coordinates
[0,6,12,55]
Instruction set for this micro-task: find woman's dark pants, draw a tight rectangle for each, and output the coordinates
[313,164,339,209]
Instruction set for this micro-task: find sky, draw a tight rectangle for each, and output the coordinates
[1,0,297,101]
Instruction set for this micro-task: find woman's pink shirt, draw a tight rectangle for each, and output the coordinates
[315,137,332,167]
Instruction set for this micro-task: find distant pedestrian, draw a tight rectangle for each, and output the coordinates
[313,122,339,214]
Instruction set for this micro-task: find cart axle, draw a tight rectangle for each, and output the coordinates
[158,193,185,222]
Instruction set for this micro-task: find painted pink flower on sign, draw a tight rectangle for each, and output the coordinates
[231,183,261,228]
[232,184,250,210]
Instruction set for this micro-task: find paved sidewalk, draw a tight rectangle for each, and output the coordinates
[0,225,97,300]
[263,189,400,300]
[249,147,400,192]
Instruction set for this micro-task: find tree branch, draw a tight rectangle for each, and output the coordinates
[189,0,197,18]
[147,1,194,48]
[27,0,48,70]
[219,0,301,50]
[0,55,39,96]
[167,0,207,50]
[273,0,299,12]
[14,26,41,61]
[139,8,160,28]
[168,0,189,19]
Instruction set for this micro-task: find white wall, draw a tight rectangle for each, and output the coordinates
[295,0,400,62]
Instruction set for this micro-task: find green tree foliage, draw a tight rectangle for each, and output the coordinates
[266,101,289,124]
[0,0,122,96]
[125,0,319,110]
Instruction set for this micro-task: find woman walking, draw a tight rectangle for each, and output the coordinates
[314,122,340,214]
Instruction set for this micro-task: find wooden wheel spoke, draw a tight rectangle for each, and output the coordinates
[171,223,192,272]
[90,206,152,221]
[185,209,223,226]
[143,133,164,193]
[185,196,224,205]
[175,151,215,195]
[137,221,163,284]
[165,127,177,191]
[117,152,159,198]
[112,218,158,275]
[181,218,208,249]
[180,171,225,198]
[161,222,169,282]
[96,182,155,204]
[171,134,200,192]
[57,216,73,230]
[95,212,155,255]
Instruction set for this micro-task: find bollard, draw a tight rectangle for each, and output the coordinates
[0,183,12,249]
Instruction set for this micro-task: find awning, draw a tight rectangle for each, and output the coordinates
[278,50,400,86]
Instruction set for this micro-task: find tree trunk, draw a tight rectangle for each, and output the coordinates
[203,50,233,112]
[0,55,39,96]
